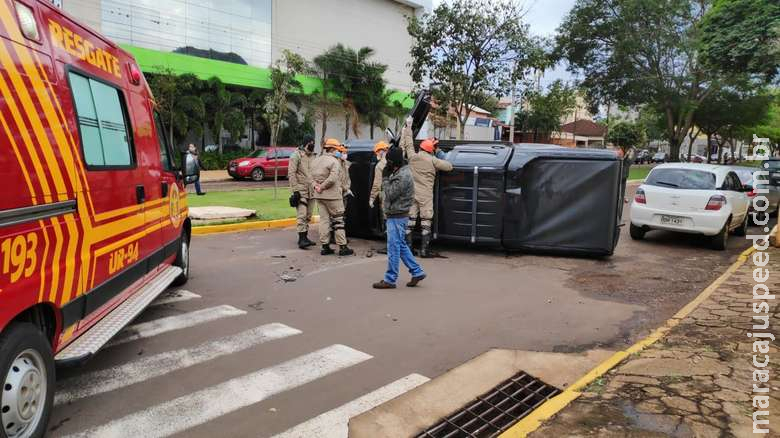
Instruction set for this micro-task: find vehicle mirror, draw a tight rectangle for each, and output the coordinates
[183,153,200,186]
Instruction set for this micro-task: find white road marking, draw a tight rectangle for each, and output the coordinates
[63,345,373,438]
[272,374,429,438]
[55,323,302,406]
[149,290,201,306]
[106,305,246,347]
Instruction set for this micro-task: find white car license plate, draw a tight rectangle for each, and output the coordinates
[660,215,684,225]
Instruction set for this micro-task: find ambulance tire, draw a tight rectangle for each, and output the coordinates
[172,229,190,286]
[0,323,54,438]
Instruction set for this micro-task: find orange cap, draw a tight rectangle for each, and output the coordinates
[420,138,439,154]
[324,138,341,149]
[373,141,389,153]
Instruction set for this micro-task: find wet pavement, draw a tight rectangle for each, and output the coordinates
[49,185,765,437]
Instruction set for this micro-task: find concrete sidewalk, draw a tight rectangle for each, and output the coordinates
[529,247,779,437]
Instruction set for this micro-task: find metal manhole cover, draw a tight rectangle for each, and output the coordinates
[416,371,560,438]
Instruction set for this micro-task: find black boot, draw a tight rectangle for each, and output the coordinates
[338,245,354,256]
[420,234,432,258]
[321,244,335,255]
[298,232,315,249]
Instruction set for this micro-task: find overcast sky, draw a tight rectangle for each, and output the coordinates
[431,0,577,86]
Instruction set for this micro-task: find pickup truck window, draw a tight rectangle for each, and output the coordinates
[69,71,134,168]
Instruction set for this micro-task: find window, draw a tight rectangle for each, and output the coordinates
[645,169,716,190]
[154,112,174,171]
[69,71,133,168]
[277,149,292,159]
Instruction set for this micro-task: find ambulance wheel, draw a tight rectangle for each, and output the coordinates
[0,323,54,438]
[172,229,190,286]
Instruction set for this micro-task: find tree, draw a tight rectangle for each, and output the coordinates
[408,0,532,139]
[750,93,780,155]
[147,68,206,150]
[514,80,577,142]
[557,0,720,161]
[694,87,773,162]
[384,100,408,135]
[202,77,246,154]
[607,121,647,154]
[699,0,780,81]
[311,48,343,147]
[265,50,305,198]
[355,64,391,140]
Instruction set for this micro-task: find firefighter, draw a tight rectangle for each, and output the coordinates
[336,144,353,198]
[368,141,389,209]
[311,139,354,256]
[288,135,316,249]
[400,117,453,257]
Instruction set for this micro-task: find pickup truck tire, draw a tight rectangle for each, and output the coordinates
[629,223,645,240]
[0,323,54,438]
[251,168,265,181]
[171,229,190,286]
[711,221,729,251]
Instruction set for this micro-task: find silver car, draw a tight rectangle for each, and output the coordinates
[729,166,780,222]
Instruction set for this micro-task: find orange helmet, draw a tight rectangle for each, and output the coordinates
[420,138,439,154]
[323,138,341,149]
[335,144,348,154]
[373,141,389,154]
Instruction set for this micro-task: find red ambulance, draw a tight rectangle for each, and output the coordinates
[0,1,198,435]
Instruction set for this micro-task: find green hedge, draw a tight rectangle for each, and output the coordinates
[199,151,246,170]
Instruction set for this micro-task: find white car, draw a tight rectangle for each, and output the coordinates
[630,163,751,250]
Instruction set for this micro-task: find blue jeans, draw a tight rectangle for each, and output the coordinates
[385,217,425,284]
[194,180,204,194]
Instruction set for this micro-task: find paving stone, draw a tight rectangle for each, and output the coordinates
[661,396,699,413]
[620,357,729,377]
[686,420,723,438]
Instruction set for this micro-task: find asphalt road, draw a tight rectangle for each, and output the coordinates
[50,184,766,437]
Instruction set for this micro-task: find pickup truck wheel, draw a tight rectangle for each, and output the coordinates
[171,230,190,286]
[251,168,265,181]
[0,323,54,438]
[711,221,729,250]
[629,223,646,240]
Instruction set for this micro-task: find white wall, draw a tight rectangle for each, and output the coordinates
[272,0,417,92]
[63,0,102,32]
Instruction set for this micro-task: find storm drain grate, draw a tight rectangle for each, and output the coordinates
[416,371,561,438]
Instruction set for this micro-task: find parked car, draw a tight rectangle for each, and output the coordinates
[228,147,297,181]
[652,152,668,163]
[634,149,650,164]
[729,166,780,222]
[630,164,751,250]
[690,154,705,163]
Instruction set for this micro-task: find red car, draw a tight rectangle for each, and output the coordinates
[228,147,297,181]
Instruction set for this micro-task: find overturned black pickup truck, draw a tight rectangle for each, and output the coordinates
[344,140,627,257]
[342,90,628,256]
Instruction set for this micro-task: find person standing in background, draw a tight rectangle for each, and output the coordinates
[311,139,354,256]
[188,144,206,196]
[288,135,316,249]
[400,118,452,257]
[372,146,426,289]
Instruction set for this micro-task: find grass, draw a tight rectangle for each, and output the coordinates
[186,187,295,223]
[628,165,654,181]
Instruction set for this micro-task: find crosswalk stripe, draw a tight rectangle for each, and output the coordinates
[63,345,373,438]
[271,373,430,438]
[149,290,201,306]
[55,323,302,406]
[106,305,246,347]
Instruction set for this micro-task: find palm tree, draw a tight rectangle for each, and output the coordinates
[314,44,384,141]
[202,77,245,154]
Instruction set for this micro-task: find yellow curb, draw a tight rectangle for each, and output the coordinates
[626,179,644,184]
[192,216,320,236]
[499,244,757,438]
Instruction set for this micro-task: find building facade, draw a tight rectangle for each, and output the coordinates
[60,0,430,93]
